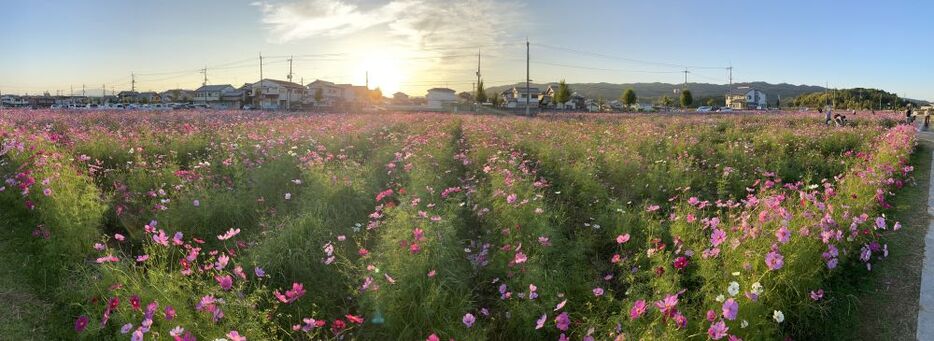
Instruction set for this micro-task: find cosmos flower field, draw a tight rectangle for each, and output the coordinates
[0,109,917,340]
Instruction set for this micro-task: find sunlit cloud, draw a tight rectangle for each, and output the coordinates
[253,0,522,52]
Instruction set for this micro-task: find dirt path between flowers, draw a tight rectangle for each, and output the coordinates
[0,213,52,340]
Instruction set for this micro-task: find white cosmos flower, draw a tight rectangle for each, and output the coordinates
[751,282,764,295]
[727,281,740,296]
[715,294,725,302]
[741,320,748,328]
[773,310,784,323]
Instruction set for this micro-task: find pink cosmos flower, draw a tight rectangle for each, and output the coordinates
[164,305,176,320]
[153,230,169,246]
[655,294,679,318]
[274,282,306,304]
[555,312,570,331]
[535,314,547,329]
[706,309,717,322]
[514,251,528,264]
[114,233,125,241]
[775,226,791,244]
[136,255,149,262]
[217,228,241,241]
[593,287,605,297]
[810,289,824,301]
[616,234,630,244]
[630,300,647,320]
[765,250,784,270]
[710,228,727,246]
[120,323,133,334]
[216,274,234,291]
[427,334,440,341]
[708,320,729,340]
[227,330,247,341]
[463,313,476,328]
[254,267,265,277]
[673,311,687,329]
[722,298,738,320]
[506,193,517,204]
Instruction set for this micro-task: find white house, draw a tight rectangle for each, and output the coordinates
[250,79,306,110]
[505,87,541,108]
[194,84,237,107]
[306,80,344,107]
[726,89,768,110]
[426,88,456,109]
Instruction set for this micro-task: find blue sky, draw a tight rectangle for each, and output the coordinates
[2,0,932,100]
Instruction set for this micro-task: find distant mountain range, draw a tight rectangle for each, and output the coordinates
[484,81,929,105]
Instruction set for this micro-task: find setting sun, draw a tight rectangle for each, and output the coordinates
[355,55,405,95]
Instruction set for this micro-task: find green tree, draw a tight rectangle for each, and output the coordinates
[621,88,637,110]
[489,91,501,106]
[657,96,674,109]
[680,90,693,108]
[775,98,781,108]
[554,80,572,107]
[476,81,487,103]
[706,98,715,107]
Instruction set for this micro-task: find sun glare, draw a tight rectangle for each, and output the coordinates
[356,55,405,95]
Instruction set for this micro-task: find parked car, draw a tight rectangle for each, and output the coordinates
[696,106,713,112]
[718,107,733,112]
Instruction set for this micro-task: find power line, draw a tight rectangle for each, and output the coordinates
[532,42,728,70]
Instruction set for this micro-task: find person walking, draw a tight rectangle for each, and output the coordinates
[925,109,931,131]
[906,105,914,124]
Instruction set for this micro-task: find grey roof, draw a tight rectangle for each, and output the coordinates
[195,84,235,92]
[258,79,306,89]
[427,88,456,93]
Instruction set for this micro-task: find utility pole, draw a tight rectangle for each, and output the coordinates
[365,71,369,89]
[259,52,264,80]
[82,84,86,97]
[525,39,531,116]
[682,69,690,90]
[200,66,208,86]
[476,48,481,104]
[287,56,294,111]
[102,83,106,104]
[131,73,136,92]
[727,66,733,92]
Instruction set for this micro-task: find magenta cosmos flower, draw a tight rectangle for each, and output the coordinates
[630,299,647,320]
[765,250,784,270]
[722,298,738,320]
[74,315,89,332]
[710,228,727,246]
[708,320,729,340]
[555,312,570,331]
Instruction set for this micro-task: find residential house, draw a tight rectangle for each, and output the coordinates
[726,89,768,110]
[336,84,373,105]
[1,95,28,107]
[391,92,412,105]
[117,91,140,103]
[306,80,344,108]
[160,89,195,103]
[509,87,540,109]
[251,79,306,110]
[194,84,239,109]
[138,91,161,103]
[426,88,456,109]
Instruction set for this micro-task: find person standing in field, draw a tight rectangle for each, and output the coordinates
[824,106,833,125]
[925,109,931,131]
[906,105,914,124]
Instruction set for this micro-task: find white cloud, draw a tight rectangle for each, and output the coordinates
[252,0,522,49]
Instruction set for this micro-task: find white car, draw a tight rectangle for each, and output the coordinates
[696,106,713,112]
[718,107,733,112]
